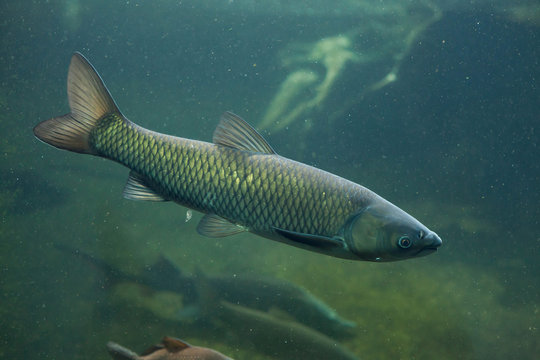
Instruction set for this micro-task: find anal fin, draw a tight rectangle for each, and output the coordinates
[123,171,168,202]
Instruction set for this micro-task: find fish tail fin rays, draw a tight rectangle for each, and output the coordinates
[106,342,139,360]
[33,52,123,154]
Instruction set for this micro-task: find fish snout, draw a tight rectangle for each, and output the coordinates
[414,231,442,258]
[425,232,442,249]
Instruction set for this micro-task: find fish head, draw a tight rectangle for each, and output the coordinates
[343,199,442,262]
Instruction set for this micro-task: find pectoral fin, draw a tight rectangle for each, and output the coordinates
[197,214,247,237]
[273,228,344,250]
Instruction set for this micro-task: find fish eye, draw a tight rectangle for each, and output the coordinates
[397,236,412,249]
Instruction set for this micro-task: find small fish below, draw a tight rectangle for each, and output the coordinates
[107,336,233,360]
[213,301,359,360]
[34,52,442,262]
[55,244,356,339]
[192,270,359,360]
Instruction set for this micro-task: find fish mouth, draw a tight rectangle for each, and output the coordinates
[417,232,442,257]
[416,246,438,257]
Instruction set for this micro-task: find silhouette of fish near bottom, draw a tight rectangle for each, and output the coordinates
[215,301,359,360]
[107,337,233,360]
[34,53,442,261]
[55,244,356,338]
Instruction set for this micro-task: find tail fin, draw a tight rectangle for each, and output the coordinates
[106,342,139,360]
[33,52,121,154]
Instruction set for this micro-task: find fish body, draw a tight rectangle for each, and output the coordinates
[215,301,359,360]
[107,337,232,360]
[34,53,442,262]
[194,270,356,337]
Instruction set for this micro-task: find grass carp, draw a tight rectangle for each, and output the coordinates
[34,53,442,262]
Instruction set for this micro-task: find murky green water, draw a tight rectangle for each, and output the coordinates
[1,1,538,359]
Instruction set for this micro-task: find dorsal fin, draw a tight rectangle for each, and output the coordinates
[153,255,183,280]
[213,111,276,154]
[140,344,164,356]
[162,337,191,353]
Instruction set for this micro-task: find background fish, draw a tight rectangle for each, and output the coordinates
[191,269,356,338]
[107,337,233,360]
[189,275,360,360]
[55,244,356,338]
[34,52,441,262]
[213,301,359,360]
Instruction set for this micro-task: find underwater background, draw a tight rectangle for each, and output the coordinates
[1,0,538,359]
